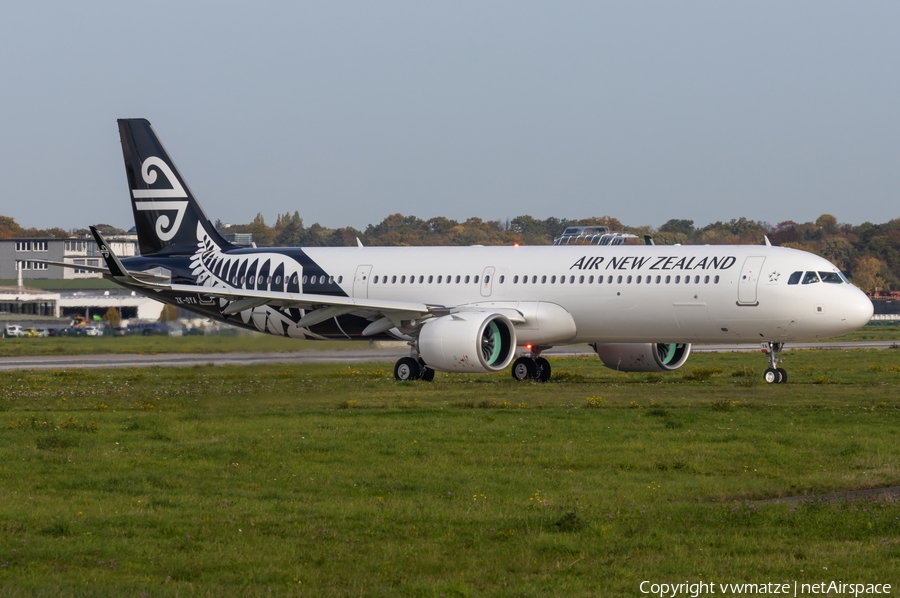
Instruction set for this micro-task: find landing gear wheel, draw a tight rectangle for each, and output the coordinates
[394,357,420,381]
[535,357,551,382]
[420,367,435,382]
[511,356,537,381]
[762,342,787,385]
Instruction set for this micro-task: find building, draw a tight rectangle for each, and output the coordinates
[0,233,138,282]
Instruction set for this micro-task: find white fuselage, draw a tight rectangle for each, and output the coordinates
[291,243,873,345]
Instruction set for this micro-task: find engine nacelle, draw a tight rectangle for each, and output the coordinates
[419,312,516,373]
[592,342,692,373]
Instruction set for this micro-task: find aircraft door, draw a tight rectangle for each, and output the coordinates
[480,266,495,297]
[737,256,765,305]
[353,265,372,298]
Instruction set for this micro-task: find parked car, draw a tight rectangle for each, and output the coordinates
[23,328,40,338]
[4,325,25,338]
[83,325,103,337]
[35,328,50,337]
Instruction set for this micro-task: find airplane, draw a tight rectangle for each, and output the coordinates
[45,119,874,384]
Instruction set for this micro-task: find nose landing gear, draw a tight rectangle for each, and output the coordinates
[762,342,788,384]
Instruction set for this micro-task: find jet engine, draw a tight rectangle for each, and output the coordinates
[418,312,516,373]
[592,343,692,373]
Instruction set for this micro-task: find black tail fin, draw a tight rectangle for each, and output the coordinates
[118,119,236,256]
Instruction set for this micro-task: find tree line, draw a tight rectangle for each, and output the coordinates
[2,212,897,293]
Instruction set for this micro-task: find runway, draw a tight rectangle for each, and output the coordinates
[0,341,896,371]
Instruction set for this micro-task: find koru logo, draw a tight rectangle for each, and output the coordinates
[768,271,781,282]
[99,245,110,259]
[132,157,189,242]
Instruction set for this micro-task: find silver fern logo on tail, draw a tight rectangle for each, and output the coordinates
[132,157,189,241]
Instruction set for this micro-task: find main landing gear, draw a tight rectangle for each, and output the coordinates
[511,349,552,382]
[393,356,435,382]
[762,342,788,384]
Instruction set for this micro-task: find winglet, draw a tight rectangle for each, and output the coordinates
[89,225,171,290]
[89,226,131,279]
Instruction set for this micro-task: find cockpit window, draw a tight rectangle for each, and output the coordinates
[801,271,820,284]
[818,271,842,284]
[788,271,802,285]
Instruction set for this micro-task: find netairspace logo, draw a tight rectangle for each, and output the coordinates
[639,580,892,597]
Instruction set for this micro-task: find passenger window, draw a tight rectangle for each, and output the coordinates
[418,275,424,283]
[598,276,603,284]
[428,275,433,283]
[513,275,519,283]
[665,275,671,283]
[401,276,406,283]
[560,276,565,284]
[455,276,461,283]
[465,275,470,283]
[474,276,479,284]
[579,275,585,283]
[788,271,802,285]
[373,275,379,284]
[608,276,613,284]
[588,275,594,283]
[484,275,489,283]
[714,275,719,283]
[617,275,623,284]
[694,276,699,284]
[391,275,397,283]
[302,275,308,284]
[626,275,632,284]
[531,276,536,283]
[636,275,642,284]
[674,275,681,283]
[704,275,709,284]
[818,271,841,284]
[498,275,504,283]
[802,271,820,284]
[338,276,342,283]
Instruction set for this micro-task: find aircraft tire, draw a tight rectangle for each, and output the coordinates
[394,357,420,381]
[420,367,435,382]
[536,357,551,382]
[511,356,537,381]
[763,368,779,384]
[776,368,788,384]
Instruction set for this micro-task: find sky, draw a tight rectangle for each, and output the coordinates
[1,1,898,232]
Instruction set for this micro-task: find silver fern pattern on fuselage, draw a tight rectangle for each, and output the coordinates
[188,222,321,338]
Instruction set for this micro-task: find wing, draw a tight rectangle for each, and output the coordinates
[28,259,172,284]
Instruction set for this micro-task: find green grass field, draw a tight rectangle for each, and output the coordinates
[1,324,897,358]
[1,350,899,596]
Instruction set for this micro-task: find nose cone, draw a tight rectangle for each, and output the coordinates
[844,288,874,330]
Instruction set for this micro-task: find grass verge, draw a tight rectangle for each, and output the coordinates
[0,350,898,595]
